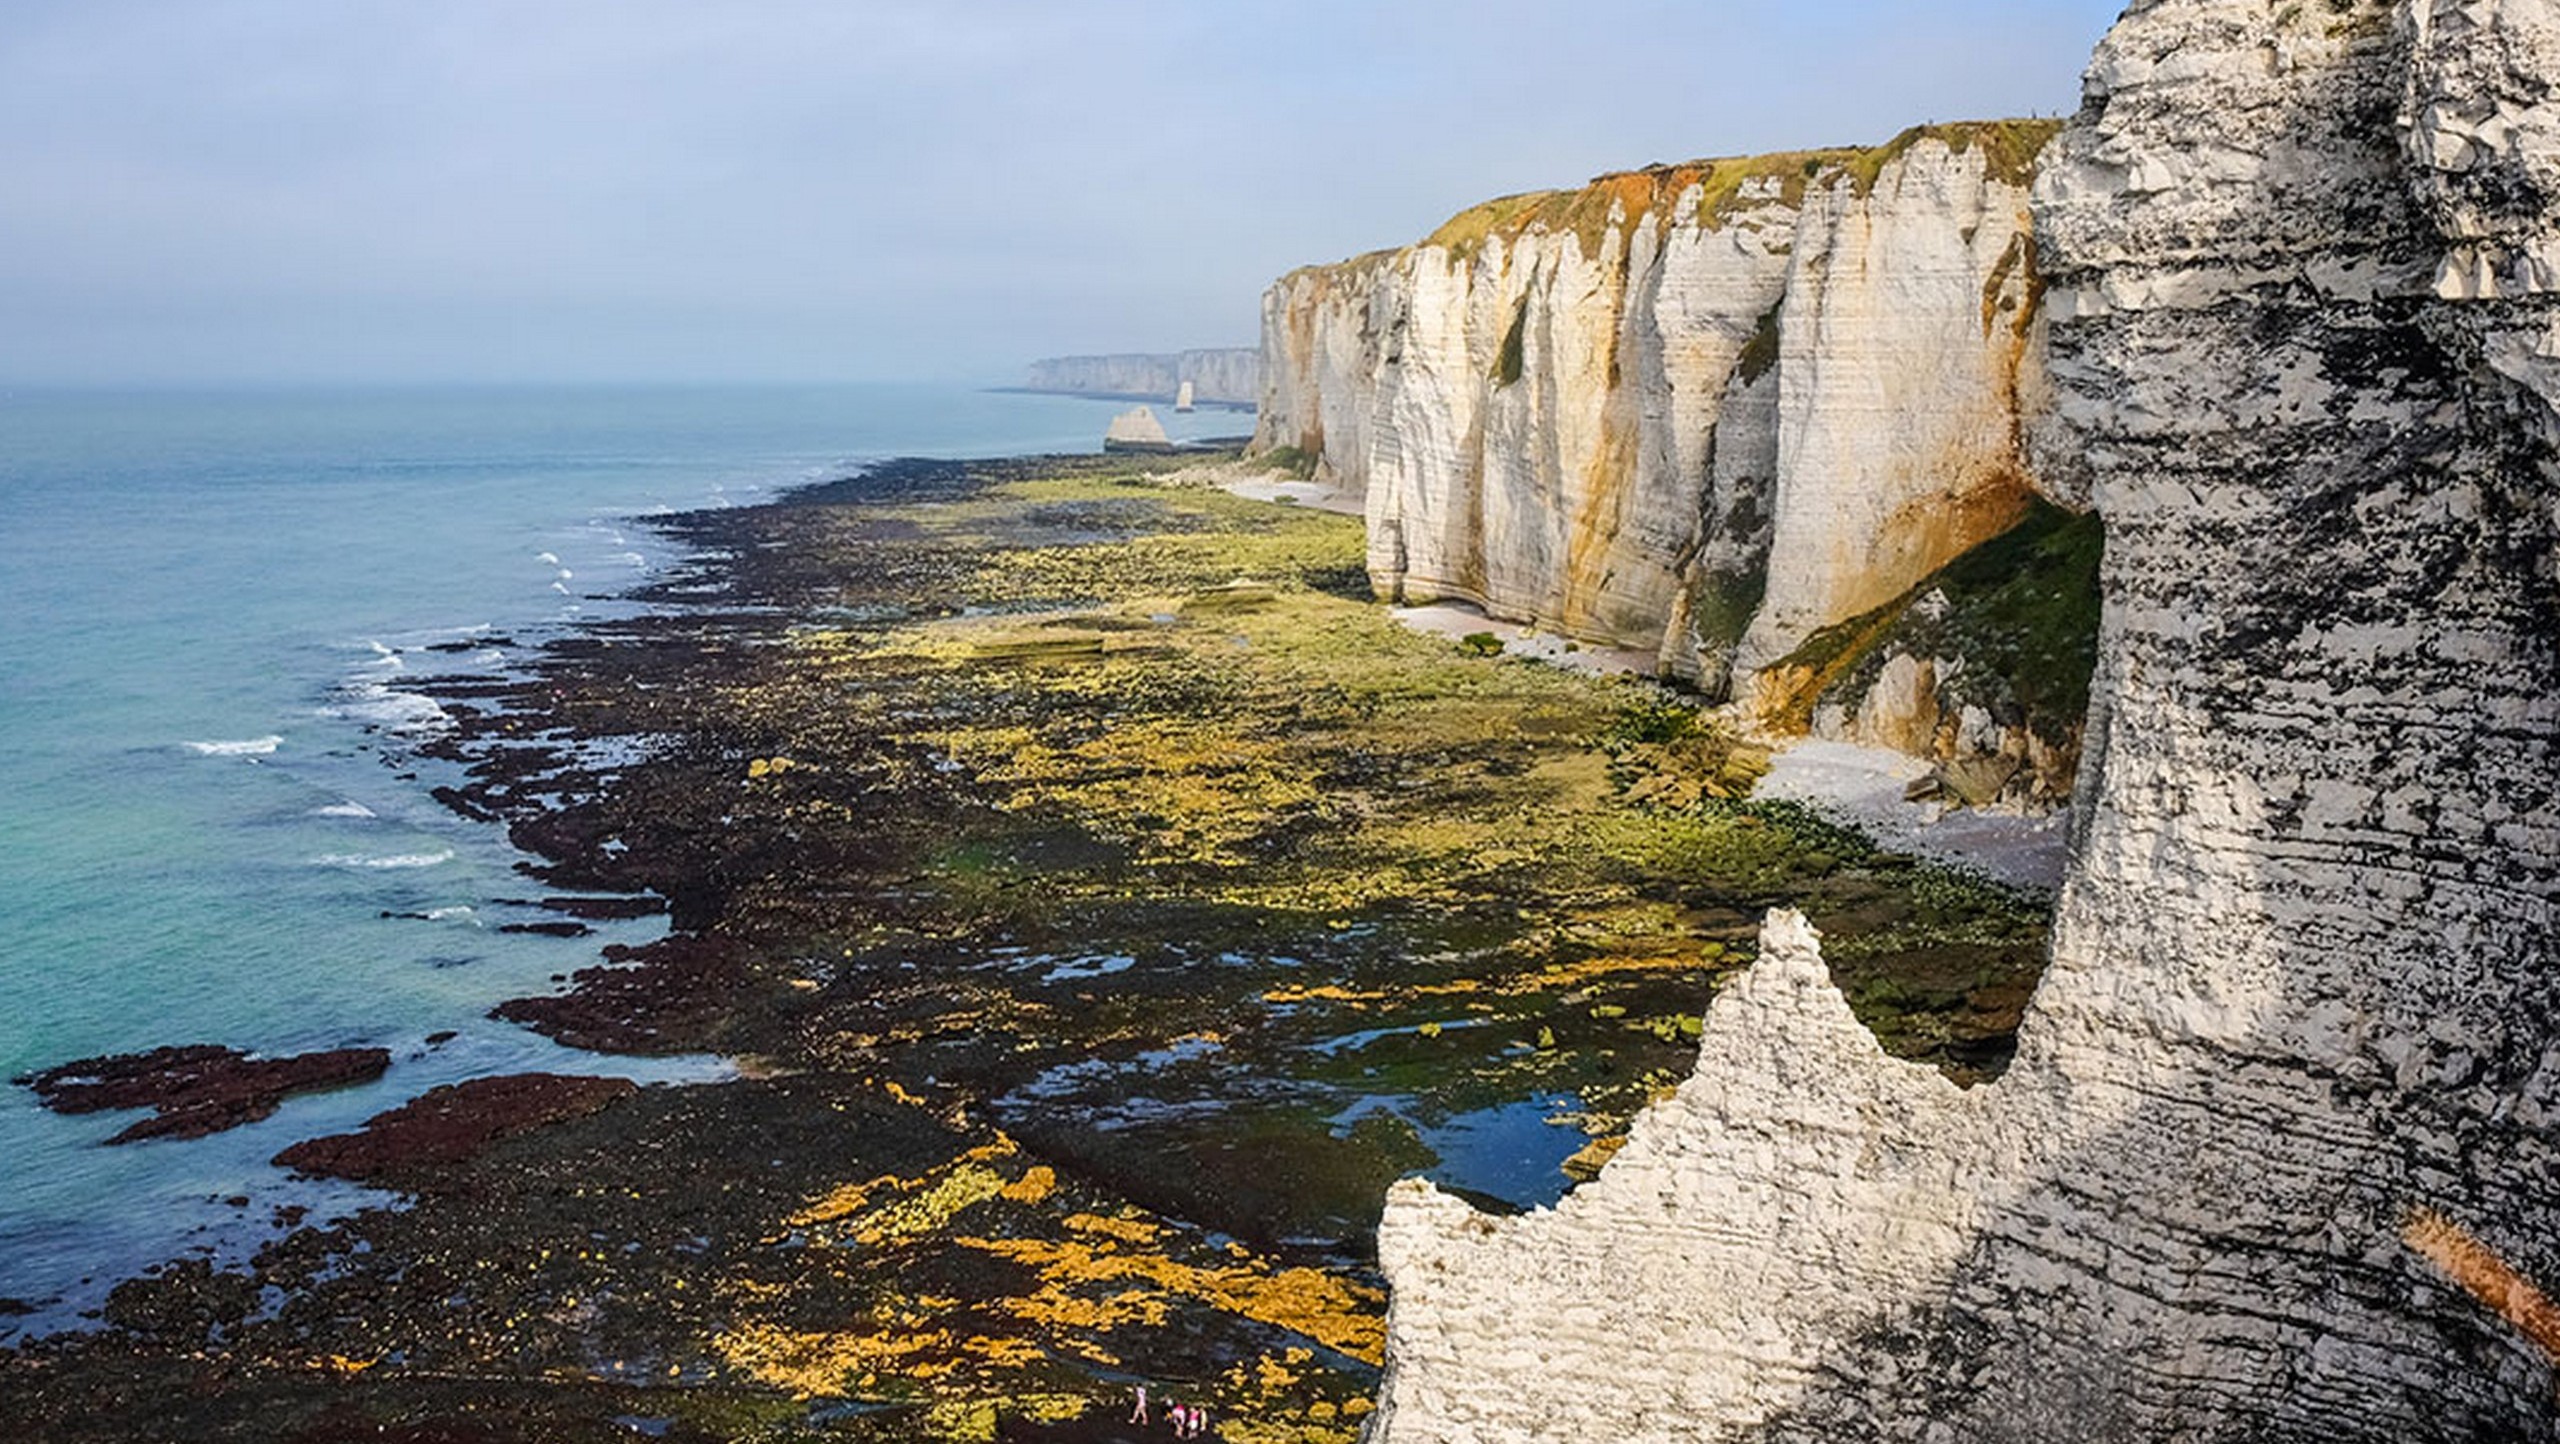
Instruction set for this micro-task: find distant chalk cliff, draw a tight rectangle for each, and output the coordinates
[1020,349,1262,406]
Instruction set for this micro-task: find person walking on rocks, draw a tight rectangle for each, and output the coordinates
[1130,1384,1150,1426]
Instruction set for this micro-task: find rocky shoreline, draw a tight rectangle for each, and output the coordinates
[1,451,2055,1442]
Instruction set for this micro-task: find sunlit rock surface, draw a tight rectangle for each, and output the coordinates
[1252,125,2054,706]
[1363,1,2560,1438]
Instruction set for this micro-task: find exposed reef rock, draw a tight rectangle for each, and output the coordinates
[13,1044,392,1144]
[1252,124,2058,713]
[1022,349,1262,405]
[273,1073,639,1189]
[1365,1,2560,1439]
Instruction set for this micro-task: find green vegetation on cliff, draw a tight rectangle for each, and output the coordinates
[1418,118,2064,264]
[1764,498,2105,746]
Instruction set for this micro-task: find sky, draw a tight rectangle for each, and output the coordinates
[0,0,2128,388]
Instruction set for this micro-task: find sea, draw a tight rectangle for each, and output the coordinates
[0,383,1253,1335]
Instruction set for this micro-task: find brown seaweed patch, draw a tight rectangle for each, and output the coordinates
[16,1044,392,1144]
[272,1073,638,1187]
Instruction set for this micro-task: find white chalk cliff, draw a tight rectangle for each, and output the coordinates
[1023,349,1262,405]
[1363,0,2560,1439]
[1252,125,2054,706]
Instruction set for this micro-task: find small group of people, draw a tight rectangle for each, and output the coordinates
[1129,1384,1211,1439]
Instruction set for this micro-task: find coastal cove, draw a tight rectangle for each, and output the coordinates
[0,431,2055,1441]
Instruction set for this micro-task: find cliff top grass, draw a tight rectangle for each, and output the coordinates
[1418,118,2064,264]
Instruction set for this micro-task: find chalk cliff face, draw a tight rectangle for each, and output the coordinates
[1365,2,2560,1439]
[1253,126,2054,707]
[1022,349,1262,404]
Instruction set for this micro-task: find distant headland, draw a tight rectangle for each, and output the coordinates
[1006,348,1261,410]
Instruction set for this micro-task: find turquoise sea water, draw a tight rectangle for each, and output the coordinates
[0,384,1250,1332]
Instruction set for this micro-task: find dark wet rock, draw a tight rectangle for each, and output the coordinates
[14,1044,393,1143]
[533,895,667,921]
[282,1416,606,1444]
[424,1031,459,1046]
[0,1297,32,1316]
[489,937,745,1055]
[432,785,501,822]
[272,1073,638,1189]
[497,921,592,939]
[102,1258,259,1341]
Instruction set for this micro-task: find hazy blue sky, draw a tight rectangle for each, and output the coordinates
[0,1,2127,387]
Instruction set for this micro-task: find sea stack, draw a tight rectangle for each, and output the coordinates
[1103,405,1175,454]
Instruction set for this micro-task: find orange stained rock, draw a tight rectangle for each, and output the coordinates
[1262,983,1385,1006]
[1003,1283,1170,1333]
[2404,1207,2560,1362]
[1065,1212,1164,1244]
[713,1321,964,1396]
[1001,1165,1058,1204]
[957,1234,1385,1364]
[789,1136,1026,1230]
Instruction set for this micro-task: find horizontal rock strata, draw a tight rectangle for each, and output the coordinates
[1364,1,2560,1438]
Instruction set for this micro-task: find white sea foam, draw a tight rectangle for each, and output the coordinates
[319,683,450,735]
[537,552,560,565]
[423,905,477,921]
[185,736,282,757]
[310,850,454,870]
[313,801,378,819]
